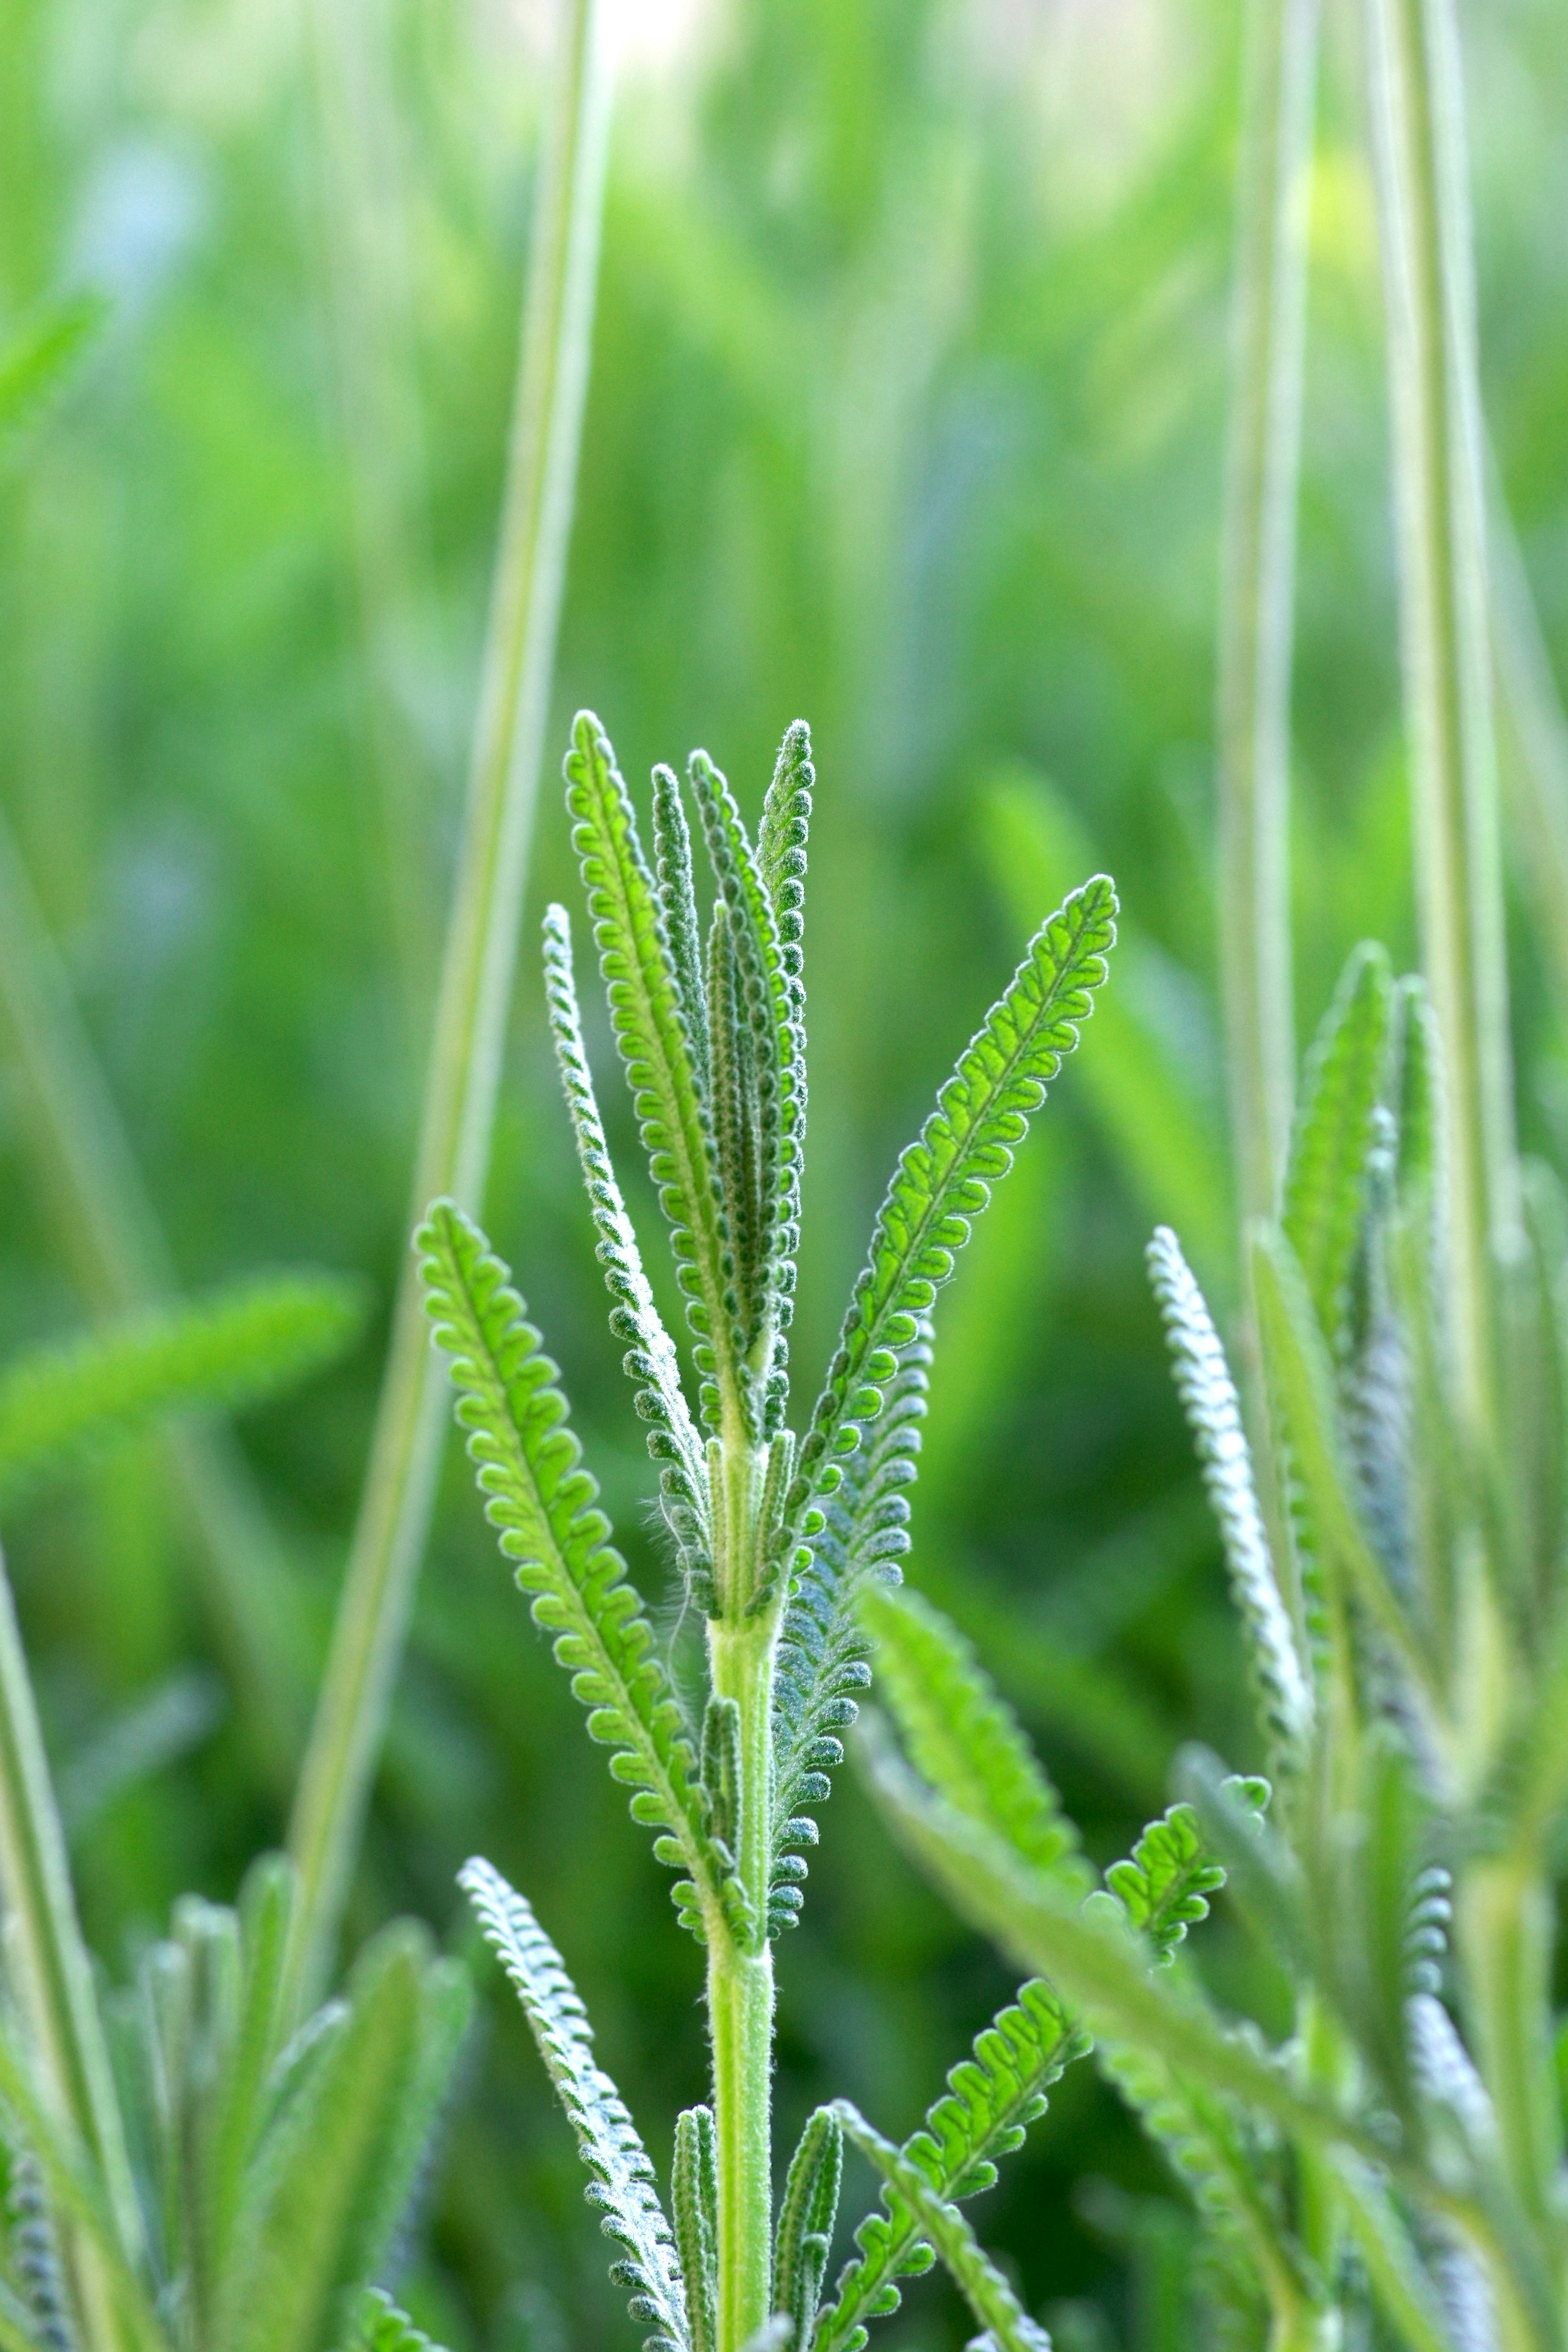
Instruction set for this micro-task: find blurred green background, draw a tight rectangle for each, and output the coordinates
[2,0,1566,2343]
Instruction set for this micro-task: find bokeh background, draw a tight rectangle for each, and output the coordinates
[2,0,1566,2343]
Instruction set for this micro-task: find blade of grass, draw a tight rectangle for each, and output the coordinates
[1488,468,1568,1013]
[1216,0,1318,1237]
[0,811,306,1789]
[285,0,613,2012]
[1361,0,1517,1444]
[305,0,442,1033]
[0,1541,146,2350]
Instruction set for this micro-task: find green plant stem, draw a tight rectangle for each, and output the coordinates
[0,1543,143,2351]
[707,1608,777,2352]
[1489,467,1568,1011]
[1217,0,1318,1238]
[305,0,441,1032]
[1362,0,1517,1446]
[285,0,612,2014]
[0,810,303,1789]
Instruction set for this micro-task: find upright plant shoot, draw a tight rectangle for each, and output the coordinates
[420,712,1116,2352]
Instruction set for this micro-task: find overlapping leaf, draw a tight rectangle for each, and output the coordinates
[419,1203,741,1942]
[1147,1225,1313,1774]
[460,1861,688,2352]
[815,1980,1083,2352]
[564,713,740,1426]
[769,1337,928,1927]
[1282,943,1393,1361]
[541,905,708,1576]
[785,877,1116,1543]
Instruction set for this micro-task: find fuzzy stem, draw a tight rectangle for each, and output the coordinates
[285,0,611,2014]
[0,1544,143,2350]
[1218,0,1317,1236]
[707,1606,777,2352]
[1362,0,1517,1445]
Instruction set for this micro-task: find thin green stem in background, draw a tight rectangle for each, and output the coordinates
[1361,0,1517,1445]
[0,814,305,1790]
[0,1541,143,2351]
[1217,0,1318,1236]
[285,0,612,2013]
[306,0,443,1035]
[1489,467,1568,1012]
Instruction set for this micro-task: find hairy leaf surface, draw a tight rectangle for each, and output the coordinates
[815,1980,1083,2352]
[419,1203,737,1939]
[460,1860,688,2352]
[787,877,1116,1538]
[564,712,740,1423]
[829,2105,1050,2352]
[542,906,707,1560]
[1147,1226,1313,1774]
[1283,943,1393,1360]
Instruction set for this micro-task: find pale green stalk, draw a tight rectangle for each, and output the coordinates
[1362,0,1542,2260]
[1361,0,1517,1442]
[0,813,303,1787]
[1489,472,1568,1010]
[306,0,441,1028]
[706,1429,778,2352]
[0,1541,143,2352]
[1217,0,1318,1235]
[285,0,612,2011]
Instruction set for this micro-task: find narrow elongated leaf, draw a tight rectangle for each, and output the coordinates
[564,713,741,1422]
[460,1860,688,2352]
[1251,1227,1443,1726]
[815,1979,1083,2352]
[651,765,709,1097]
[689,749,803,1388]
[854,1712,1372,2170]
[215,1924,449,2352]
[1146,1226,1313,1774]
[541,906,708,1560]
[671,2107,717,2352]
[830,2105,1049,2352]
[1282,943,1394,1359]
[0,1274,367,1511]
[419,1203,739,1941]
[768,1338,928,1927]
[773,2107,841,2352]
[858,1586,1083,1884]
[787,878,1116,1541]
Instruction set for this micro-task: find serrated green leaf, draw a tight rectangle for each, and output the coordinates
[859,1586,1084,1883]
[1250,1225,1443,1731]
[773,2106,841,2352]
[815,1978,1083,2352]
[1147,1225,1313,1775]
[541,904,707,1564]
[1283,943,1394,1360]
[768,1336,929,1928]
[672,2107,717,2352]
[459,1860,688,2352]
[830,2104,1050,2352]
[0,1273,367,1512]
[689,747,803,1403]
[651,764,710,1098]
[787,876,1116,1544]
[419,1201,738,1940]
[1100,1804,1225,1963]
[346,2289,450,2352]
[563,712,741,1427]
